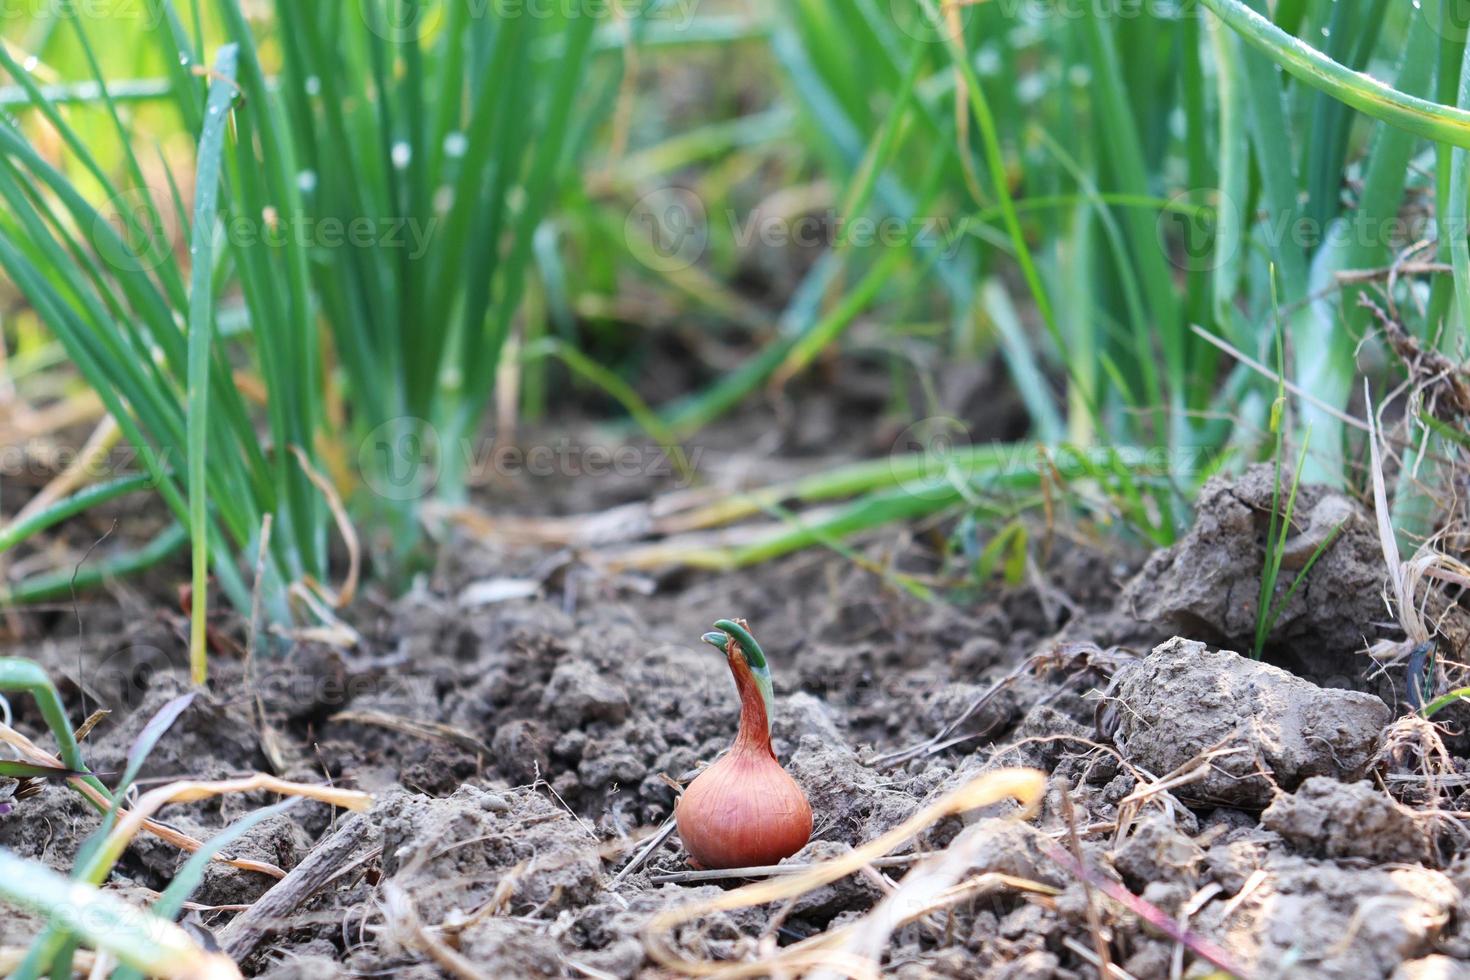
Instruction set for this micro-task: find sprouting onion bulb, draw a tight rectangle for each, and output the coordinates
[675,618,812,870]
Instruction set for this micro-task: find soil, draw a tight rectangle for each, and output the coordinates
[4,421,1470,979]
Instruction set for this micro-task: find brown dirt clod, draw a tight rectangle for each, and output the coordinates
[1109,637,1391,808]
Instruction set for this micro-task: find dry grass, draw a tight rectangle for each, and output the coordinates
[643,767,1047,978]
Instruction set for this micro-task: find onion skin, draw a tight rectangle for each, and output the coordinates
[676,624,813,870]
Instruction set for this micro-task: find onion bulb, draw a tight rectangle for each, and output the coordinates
[675,619,812,870]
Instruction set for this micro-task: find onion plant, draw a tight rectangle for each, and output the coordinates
[702,0,1470,549]
[0,0,618,677]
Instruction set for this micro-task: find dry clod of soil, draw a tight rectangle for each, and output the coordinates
[187,811,316,908]
[1391,955,1470,979]
[1110,638,1390,808]
[1262,777,1437,865]
[540,659,631,727]
[786,736,930,846]
[954,816,1066,888]
[990,950,1064,980]
[374,784,603,927]
[1194,855,1458,979]
[781,839,886,919]
[1122,464,1385,659]
[1111,810,1206,892]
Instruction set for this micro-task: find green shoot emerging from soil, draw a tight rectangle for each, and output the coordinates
[1251,293,1342,660]
[703,618,774,736]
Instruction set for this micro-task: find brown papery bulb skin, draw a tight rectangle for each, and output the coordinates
[676,630,812,869]
[676,743,813,869]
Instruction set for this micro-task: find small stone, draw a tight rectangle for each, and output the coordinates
[478,792,510,813]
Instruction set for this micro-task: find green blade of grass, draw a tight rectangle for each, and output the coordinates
[770,35,925,383]
[0,77,174,107]
[1254,428,1312,658]
[1429,0,1470,330]
[0,850,239,980]
[1449,35,1470,334]
[1199,0,1470,147]
[0,474,158,554]
[521,338,690,480]
[1264,520,1344,631]
[185,44,240,687]
[449,11,601,475]
[65,14,186,309]
[0,659,86,773]
[1303,6,1439,488]
[30,691,200,977]
[0,525,189,606]
[917,0,1060,352]
[1302,0,1387,243]
[659,236,915,441]
[1423,687,1470,718]
[0,760,85,779]
[217,0,324,578]
[1076,8,1184,427]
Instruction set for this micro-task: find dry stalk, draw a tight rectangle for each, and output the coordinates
[1061,781,1113,979]
[290,445,361,608]
[0,720,289,878]
[1112,742,1249,844]
[382,882,489,980]
[643,767,1046,977]
[330,709,491,755]
[92,774,371,875]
